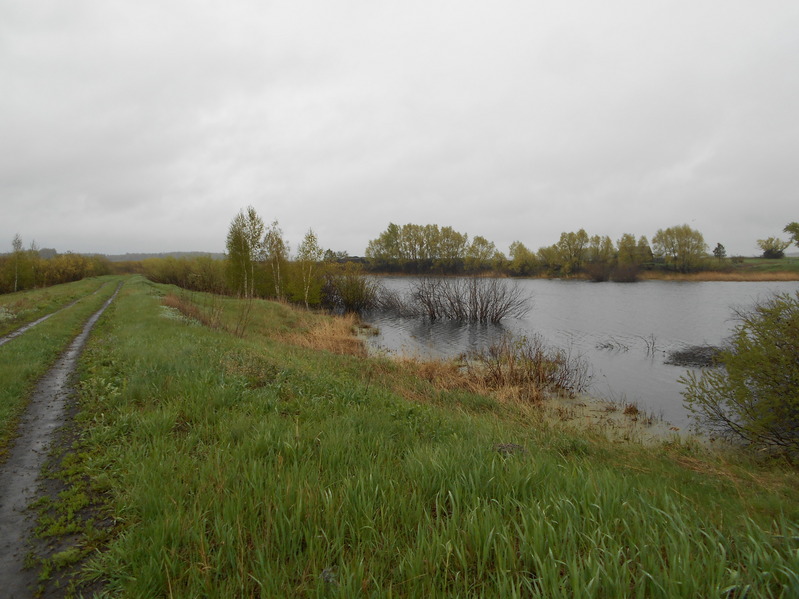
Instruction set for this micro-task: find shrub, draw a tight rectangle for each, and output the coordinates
[321,264,381,313]
[468,334,591,400]
[680,292,799,457]
[666,345,722,368]
[610,264,640,283]
[387,277,532,323]
[584,262,612,282]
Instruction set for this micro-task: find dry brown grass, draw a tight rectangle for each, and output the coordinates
[623,403,640,416]
[640,271,799,282]
[389,354,562,415]
[399,357,470,389]
[279,313,367,357]
[162,293,223,329]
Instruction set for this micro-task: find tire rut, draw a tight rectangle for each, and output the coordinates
[0,283,121,598]
[0,283,109,348]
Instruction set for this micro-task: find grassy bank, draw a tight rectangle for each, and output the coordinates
[41,277,799,596]
[0,276,124,458]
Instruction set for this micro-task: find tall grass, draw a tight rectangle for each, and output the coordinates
[47,277,799,597]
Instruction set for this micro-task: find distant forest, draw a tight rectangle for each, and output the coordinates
[98,251,226,263]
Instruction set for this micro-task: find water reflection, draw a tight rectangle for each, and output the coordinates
[366,313,507,359]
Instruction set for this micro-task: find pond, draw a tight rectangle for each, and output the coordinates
[363,277,799,428]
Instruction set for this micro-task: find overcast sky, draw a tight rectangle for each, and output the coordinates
[2,1,797,257]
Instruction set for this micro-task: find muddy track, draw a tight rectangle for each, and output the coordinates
[0,283,121,598]
[0,283,109,348]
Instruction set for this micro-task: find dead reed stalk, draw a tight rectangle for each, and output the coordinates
[279,313,367,357]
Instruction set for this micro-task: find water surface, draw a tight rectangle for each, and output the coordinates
[364,277,799,428]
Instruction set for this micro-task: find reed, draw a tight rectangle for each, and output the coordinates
[278,312,367,357]
[466,334,592,401]
[640,271,799,282]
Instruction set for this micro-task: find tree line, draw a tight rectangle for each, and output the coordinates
[7,216,795,299]
[142,206,352,309]
[0,234,112,294]
[364,221,799,279]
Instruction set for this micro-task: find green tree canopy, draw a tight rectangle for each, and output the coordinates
[508,241,538,276]
[297,228,324,308]
[784,222,799,248]
[365,223,470,273]
[652,225,707,273]
[225,206,265,298]
[264,220,289,299]
[757,236,790,259]
[554,229,589,274]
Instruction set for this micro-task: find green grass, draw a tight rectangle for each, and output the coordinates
[737,257,799,274]
[41,277,799,597]
[0,277,124,457]
[0,277,111,336]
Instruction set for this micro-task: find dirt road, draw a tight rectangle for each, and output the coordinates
[0,283,108,347]
[0,283,121,598]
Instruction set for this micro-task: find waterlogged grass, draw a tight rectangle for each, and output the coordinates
[58,277,799,597]
[0,276,111,336]
[0,277,125,457]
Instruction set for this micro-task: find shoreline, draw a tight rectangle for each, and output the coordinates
[361,337,709,448]
[368,271,799,282]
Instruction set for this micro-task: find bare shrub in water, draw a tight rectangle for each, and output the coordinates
[467,334,591,401]
[398,277,531,323]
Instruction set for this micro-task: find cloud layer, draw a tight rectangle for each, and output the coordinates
[2,0,798,256]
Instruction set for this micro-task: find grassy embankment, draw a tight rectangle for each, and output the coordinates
[640,257,799,281]
[28,275,797,597]
[0,276,124,458]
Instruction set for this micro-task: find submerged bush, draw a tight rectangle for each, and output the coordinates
[681,291,799,457]
[666,345,722,368]
[381,277,531,323]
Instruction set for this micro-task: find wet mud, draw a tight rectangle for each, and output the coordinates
[0,284,120,598]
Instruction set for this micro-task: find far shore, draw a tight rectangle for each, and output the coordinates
[369,270,799,282]
[637,270,799,282]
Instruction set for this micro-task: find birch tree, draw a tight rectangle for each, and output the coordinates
[297,228,323,308]
[12,233,22,292]
[264,220,289,300]
[225,206,265,298]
